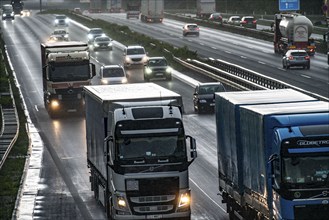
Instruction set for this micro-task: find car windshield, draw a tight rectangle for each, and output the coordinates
[244,17,254,22]
[187,25,198,29]
[102,68,124,77]
[127,48,145,55]
[291,52,307,56]
[54,30,66,35]
[95,37,110,42]
[148,59,167,67]
[90,29,103,34]
[56,15,66,19]
[199,84,225,94]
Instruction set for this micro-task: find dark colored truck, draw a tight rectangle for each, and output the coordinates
[11,0,23,15]
[41,41,95,117]
[84,83,197,219]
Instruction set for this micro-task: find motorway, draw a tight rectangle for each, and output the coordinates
[1,11,328,220]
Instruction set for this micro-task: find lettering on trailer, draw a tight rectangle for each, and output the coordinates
[297,140,329,146]
[55,54,85,62]
[279,0,300,11]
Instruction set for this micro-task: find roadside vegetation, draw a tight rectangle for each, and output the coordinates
[0,32,29,220]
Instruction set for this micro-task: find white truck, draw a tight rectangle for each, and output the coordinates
[84,83,197,220]
[41,41,95,117]
[140,0,164,23]
[196,0,216,18]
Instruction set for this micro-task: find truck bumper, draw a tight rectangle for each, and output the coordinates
[112,211,190,219]
[46,93,85,114]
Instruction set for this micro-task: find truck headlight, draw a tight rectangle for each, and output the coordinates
[51,100,60,109]
[65,18,69,23]
[117,197,126,208]
[55,20,59,24]
[113,193,130,212]
[178,192,190,208]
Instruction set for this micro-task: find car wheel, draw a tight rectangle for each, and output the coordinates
[307,64,310,69]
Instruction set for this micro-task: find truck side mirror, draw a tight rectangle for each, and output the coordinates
[186,135,197,165]
[104,135,114,167]
[90,63,96,77]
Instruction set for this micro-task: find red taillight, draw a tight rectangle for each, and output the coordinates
[196,27,200,31]
[288,56,294,60]
[305,56,310,60]
[241,21,247,24]
[252,20,257,24]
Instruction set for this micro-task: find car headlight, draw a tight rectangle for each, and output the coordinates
[101,79,109,84]
[145,67,152,74]
[108,42,113,47]
[121,78,128,84]
[101,33,106,37]
[94,42,99,46]
[199,99,207,103]
[88,34,93,39]
[166,67,172,73]
[125,57,132,62]
[64,34,69,38]
[142,56,148,63]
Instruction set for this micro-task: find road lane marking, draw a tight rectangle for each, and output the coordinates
[301,74,311,79]
[189,178,226,213]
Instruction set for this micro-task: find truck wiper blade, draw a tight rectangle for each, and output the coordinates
[309,190,329,199]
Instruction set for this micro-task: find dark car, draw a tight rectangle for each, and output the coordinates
[240,16,257,28]
[209,13,223,24]
[144,57,172,81]
[282,50,310,69]
[193,82,226,113]
[87,28,105,44]
[92,36,113,51]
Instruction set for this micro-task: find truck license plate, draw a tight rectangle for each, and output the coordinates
[147,215,162,219]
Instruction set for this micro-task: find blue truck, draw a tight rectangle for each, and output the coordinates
[215,89,329,220]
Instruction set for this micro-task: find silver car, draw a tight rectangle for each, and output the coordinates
[227,16,241,25]
[282,50,310,69]
[183,23,200,37]
[123,45,148,68]
[52,29,69,41]
[99,65,128,85]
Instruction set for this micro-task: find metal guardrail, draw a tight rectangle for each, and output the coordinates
[175,56,329,101]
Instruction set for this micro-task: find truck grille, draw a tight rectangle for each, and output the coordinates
[131,58,142,62]
[126,177,179,215]
[294,204,329,220]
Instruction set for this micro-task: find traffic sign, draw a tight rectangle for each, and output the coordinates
[279,0,300,11]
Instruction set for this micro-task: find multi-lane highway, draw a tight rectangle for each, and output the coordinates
[1,11,328,220]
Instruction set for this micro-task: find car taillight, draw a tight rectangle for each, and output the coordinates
[196,27,200,31]
[252,20,257,24]
[241,21,247,24]
[288,56,294,60]
[305,56,310,60]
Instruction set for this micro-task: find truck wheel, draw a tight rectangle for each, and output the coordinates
[166,75,172,81]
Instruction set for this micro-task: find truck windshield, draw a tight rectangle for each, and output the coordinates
[117,135,186,160]
[282,155,329,186]
[49,63,90,82]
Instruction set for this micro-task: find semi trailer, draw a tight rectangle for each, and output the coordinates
[140,0,164,23]
[216,90,329,219]
[84,83,197,219]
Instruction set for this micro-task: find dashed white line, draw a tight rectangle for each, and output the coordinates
[301,74,311,79]
[34,105,39,112]
[199,43,204,46]
[225,50,232,54]
[240,56,247,59]
[258,61,266,65]
[211,47,217,50]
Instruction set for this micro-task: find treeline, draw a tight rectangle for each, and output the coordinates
[164,0,324,15]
